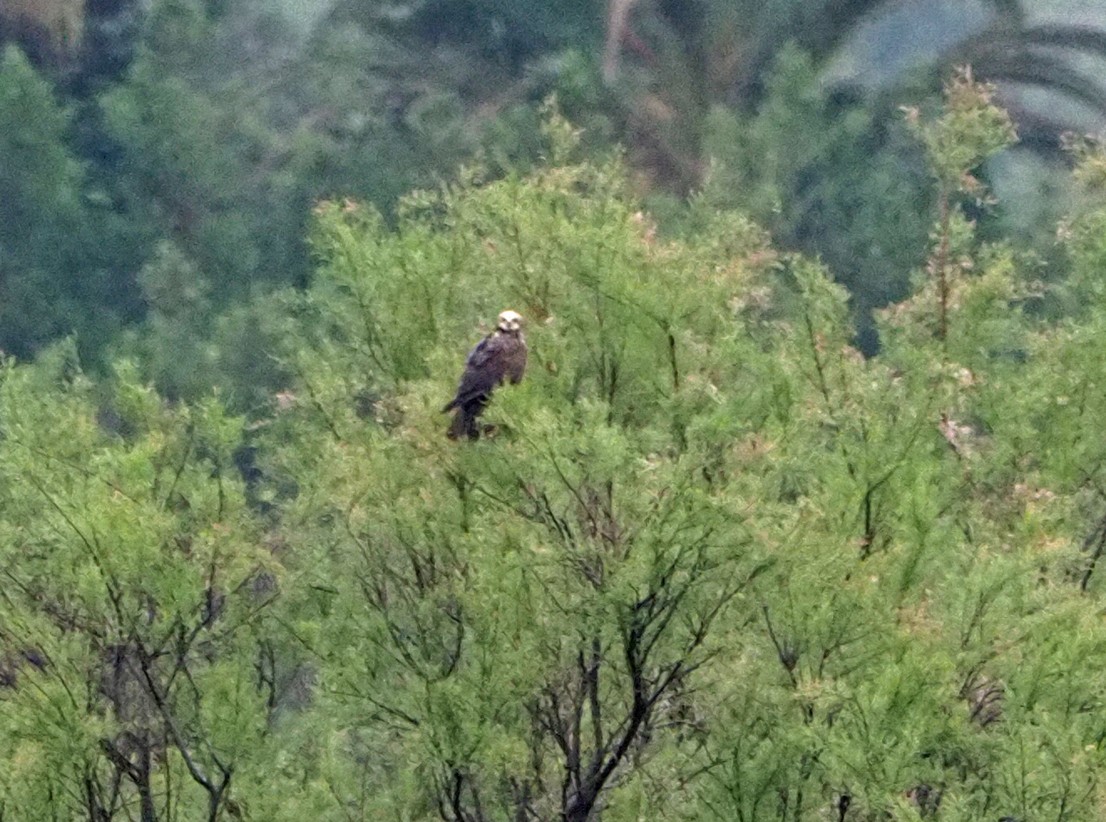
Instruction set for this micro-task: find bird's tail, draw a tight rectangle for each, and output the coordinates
[446,408,478,440]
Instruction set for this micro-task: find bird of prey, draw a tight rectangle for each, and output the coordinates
[443,310,528,440]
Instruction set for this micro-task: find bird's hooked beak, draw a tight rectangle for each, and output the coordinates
[497,310,523,333]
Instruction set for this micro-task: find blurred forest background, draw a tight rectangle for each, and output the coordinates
[5,0,1106,392]
[11,3,1106,821]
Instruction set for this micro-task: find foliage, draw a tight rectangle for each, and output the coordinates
[5,0,1106,371]
[0,46,142,357]
[245,82,1106,819]
[0,349,284,819]
[695,47,934,350]
[7,52,1106,822]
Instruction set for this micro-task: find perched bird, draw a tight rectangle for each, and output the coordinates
[443,310,528,440]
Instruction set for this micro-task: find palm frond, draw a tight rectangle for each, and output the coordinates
[1019,23,1106,57]
[738,0,1024,106]
[972,47,1106,118]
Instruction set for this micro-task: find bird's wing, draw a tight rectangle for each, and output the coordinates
[506,334,527,384]
[444,333,512,410]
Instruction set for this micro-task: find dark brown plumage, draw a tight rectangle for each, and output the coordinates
[443,310,528,440]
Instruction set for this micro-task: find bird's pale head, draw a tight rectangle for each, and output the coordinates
[497,310,524,333]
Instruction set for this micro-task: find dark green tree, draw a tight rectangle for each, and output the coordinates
[0,45,141,357]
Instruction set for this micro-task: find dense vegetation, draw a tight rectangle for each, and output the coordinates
[8,2,1106,820]
[6,0,1106,371]
[4,61,1106,818]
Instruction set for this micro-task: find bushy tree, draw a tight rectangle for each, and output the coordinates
[254,123,785,819]
[0,46,141,357]
[254,82,1106,821]
[8,67,1106,822]
[697,47,934,350]
[0,348,286,820]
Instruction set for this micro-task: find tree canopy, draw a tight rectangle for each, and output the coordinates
[4,69,1106,820]
[4,0,1106,366]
